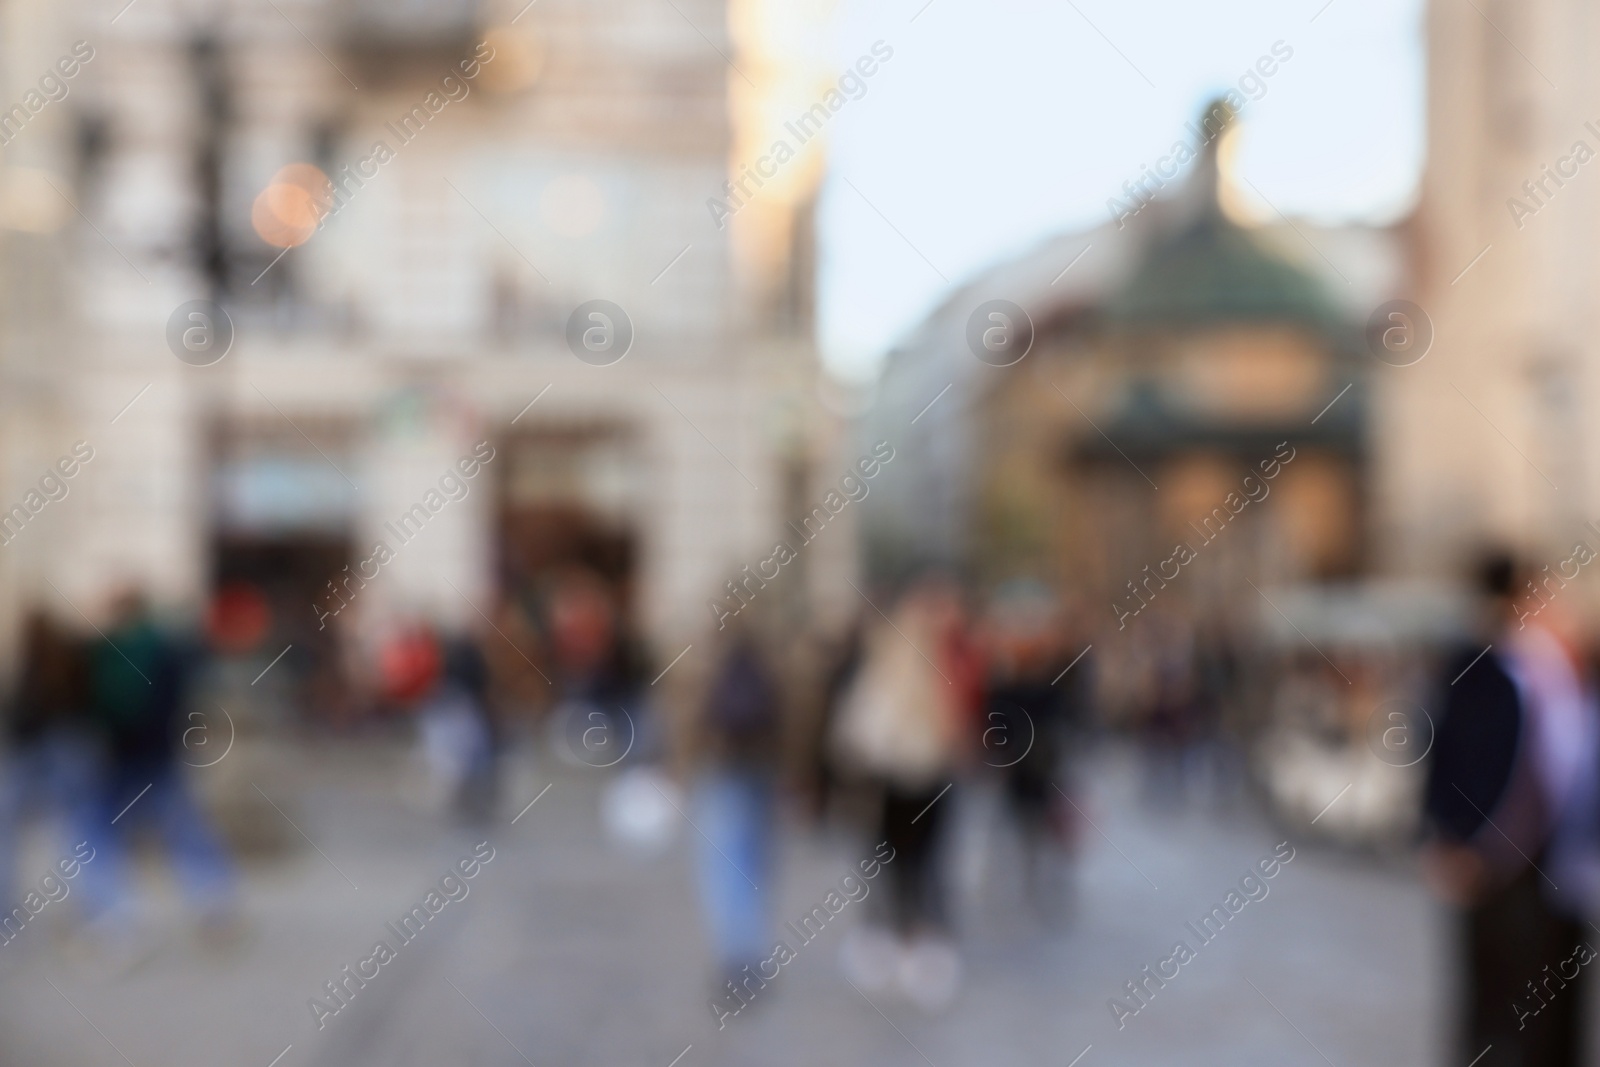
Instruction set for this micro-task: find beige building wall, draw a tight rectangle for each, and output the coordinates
[0,0,842,657]
[1398,0,1598,578]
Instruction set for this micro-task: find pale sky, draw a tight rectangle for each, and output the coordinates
[816,0,1428,381]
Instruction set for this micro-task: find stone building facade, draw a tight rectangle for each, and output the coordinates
[0,0,848,673]
[1397,0,1600,576]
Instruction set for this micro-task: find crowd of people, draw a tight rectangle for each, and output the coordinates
[681,545,1600,1066]
[8,552,1600,1066]
[686,573,1094,1013]
[0,588,237,963]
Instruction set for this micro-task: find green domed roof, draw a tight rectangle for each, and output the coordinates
[1106,210,1344,334]
[1104,97,1346,337]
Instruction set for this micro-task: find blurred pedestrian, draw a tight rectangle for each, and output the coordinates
[76,588,236,947]
[832,576,973,1012]
[693,618,782,991]
[409,625,500,822]
[1423,551,1600,1067]
[804,614,864,821]
[1191,620,1244,806]
[0,610,95,904]
[540,570,678,853]
[979,582,1083,914]
[546,570,655,767]
[1139,611,1200,807]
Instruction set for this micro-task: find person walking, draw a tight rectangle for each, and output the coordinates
[412,625,500,822]
[692,620,783,996]
[979,583,1082,915]
[832,575,974,1012]
[0,611,95,905]
[76,588,237,950]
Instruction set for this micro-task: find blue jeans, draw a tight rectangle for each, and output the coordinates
[694,769,775,970]
[0,732,98,901]
[76,761,235,921]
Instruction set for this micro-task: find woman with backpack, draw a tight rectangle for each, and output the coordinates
[693,618,783,993]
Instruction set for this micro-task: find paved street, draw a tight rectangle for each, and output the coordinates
[0,739,1448,1067]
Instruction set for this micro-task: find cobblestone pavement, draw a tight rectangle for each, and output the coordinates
[0,739,1448,1067]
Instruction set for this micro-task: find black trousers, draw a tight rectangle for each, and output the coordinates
[1463,863,1587,1067]
[878,783,950,936]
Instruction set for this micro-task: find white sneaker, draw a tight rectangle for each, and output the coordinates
[897,937,962,1014]
[839,924,900,995]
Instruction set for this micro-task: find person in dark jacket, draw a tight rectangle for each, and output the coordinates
[416,628,500,822]
[980,585,1085,911]
[1423,551,1599,1067]
[0,611,94,903]
[693,621,782,985]
[76,588,235,931]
